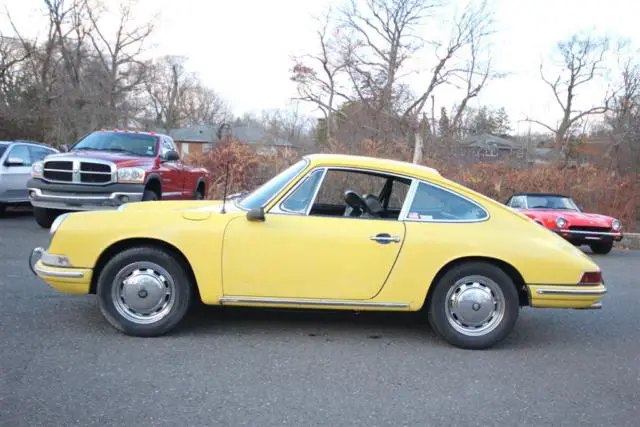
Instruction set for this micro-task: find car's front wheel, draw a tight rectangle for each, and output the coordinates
[590,242,613,255]
[427,262,520,350]
[96,246,194,337]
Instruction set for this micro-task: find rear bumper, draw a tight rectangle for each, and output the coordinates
[552,228,623,244]
[27,178,144,211]
[527,283,607,309]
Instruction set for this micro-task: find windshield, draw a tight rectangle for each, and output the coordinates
[71,131,158,157]
[525,195,579,210]
[237,159,309,210]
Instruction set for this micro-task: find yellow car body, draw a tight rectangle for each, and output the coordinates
[29,154,607,349]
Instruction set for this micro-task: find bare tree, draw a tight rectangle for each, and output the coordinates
[84,0,154,127]
[340,0,441,141]
[184,84,233,127]
[291,8,349,141]
[526,33,611,155]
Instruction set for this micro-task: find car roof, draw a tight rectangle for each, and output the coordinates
[303,153,441,180]
[96,129,170,138]
[509,192,570,198]
[0,140,57,149]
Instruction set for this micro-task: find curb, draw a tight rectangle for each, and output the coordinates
[615,232,640,250]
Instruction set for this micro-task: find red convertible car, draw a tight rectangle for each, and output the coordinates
[505,192,623,254]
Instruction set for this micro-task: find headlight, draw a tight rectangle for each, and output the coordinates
[556,217,567,228]
[117,167,146,183]
[31,161,44,178]
[612,219,621,231]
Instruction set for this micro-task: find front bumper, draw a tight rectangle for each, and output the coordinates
[27,178,144,211]
[29,247,92,295]
[527,283,607,309]
[552,228,623,244]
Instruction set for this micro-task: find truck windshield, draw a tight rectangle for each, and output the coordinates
[71,131,158,157]
[237,159,309,210]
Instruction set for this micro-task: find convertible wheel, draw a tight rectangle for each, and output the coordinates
[427,262,519,350]
[590,242,613,255]
[96,246,194,337]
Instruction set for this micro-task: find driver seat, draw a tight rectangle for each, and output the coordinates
[363,194,384,217]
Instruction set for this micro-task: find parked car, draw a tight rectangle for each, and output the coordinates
[27,129,209,228]
[505,192,623,255]
[29,154,606,350]
[0,140,59,215]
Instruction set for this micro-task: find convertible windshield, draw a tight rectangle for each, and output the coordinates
[237,159,309,210]
[525,195,579,210]
[71,131,158,157]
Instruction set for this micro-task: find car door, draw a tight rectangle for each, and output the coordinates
[157,136,183,200]
[221,167,409,300]
[1,144,32,202]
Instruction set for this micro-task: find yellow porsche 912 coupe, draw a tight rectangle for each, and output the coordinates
[29,154,606,349]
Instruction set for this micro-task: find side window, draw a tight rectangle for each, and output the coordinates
[314,169,387,206]
[407,181,488,221]
[160,137,176,157]
[7,145,32,166]
[280,169,324,213]
[508,196,525,208]
[387,180,410,210]
[29,146,55,163]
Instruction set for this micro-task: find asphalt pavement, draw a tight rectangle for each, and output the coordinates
[1,209,639,427]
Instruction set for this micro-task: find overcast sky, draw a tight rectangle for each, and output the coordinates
[3,0,640,135]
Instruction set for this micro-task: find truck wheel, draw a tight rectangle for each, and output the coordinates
[33,207,63,229]
[427,262,520,350]
[142,190,158,201]
[590,242,613,255]
[96,245,194,337]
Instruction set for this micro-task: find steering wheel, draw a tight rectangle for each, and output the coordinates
[343,190,369,217]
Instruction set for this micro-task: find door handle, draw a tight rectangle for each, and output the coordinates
[369,233,401,244]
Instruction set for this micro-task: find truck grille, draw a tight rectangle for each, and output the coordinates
[42,159,115,185]
[568,226,610,232]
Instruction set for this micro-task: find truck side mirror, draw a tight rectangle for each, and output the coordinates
[164,150,180,162]
[5,157,25,167]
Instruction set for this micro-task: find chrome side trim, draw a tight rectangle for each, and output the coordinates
[219,296,409,308]
[554,229,622,237]
[535,288,607,296]
[34,264,85,278]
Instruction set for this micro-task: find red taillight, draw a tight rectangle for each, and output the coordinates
[579,271,602,285]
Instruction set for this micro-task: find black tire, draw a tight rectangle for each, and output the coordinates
[427,262,520,350]
[590,242,613,255]
[194,186,205,200]
[142,189,159,201]
[96,245,194,337]
[33,207,63,229]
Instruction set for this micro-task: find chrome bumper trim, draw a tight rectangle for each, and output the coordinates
[28,188,143,210]
[219,296,408,308]
[535,288,607,296]
[33,264,85,278]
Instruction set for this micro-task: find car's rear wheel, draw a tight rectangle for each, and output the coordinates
[33,207,63,228]
[427,262,520,350]
[96,246,194,337]
[590,242,613,255]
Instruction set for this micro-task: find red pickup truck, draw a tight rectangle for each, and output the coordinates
[27,129,210,228]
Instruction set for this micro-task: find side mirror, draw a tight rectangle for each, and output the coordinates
[5,157,25,167]
[247,206,265,222]
[164,150,180,162]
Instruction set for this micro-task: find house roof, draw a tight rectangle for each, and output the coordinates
[168,125,217,143]
[461,133,521,149]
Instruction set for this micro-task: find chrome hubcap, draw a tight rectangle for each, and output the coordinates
[112,262,175,324]
[445,275,505,336]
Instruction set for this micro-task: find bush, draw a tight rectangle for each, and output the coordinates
[186,138,640,231]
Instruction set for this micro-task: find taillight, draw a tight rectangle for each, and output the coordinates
[579,271,602,285]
